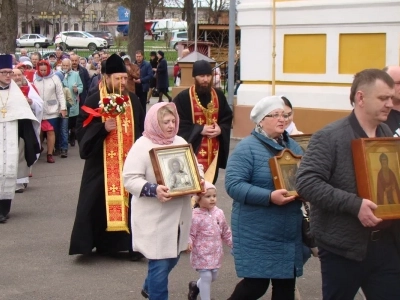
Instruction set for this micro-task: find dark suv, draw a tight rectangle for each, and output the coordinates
[87,31,114,48]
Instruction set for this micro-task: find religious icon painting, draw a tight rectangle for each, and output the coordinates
[290,134,312,152]
[352,137,400,220]
[269,149,302,197]
[149,144,202,197]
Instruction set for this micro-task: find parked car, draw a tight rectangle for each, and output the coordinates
[169,31,188,50]
[16,34,53,48]
[54,31,107,51]
[87,31,114,48]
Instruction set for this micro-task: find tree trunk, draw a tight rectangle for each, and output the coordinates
[0,0,18,53]
[183,0,195,41]
[127,0,147,57]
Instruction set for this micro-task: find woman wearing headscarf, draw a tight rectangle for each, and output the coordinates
[225,96,304,300]
[33,60,67,163]
[155,50,172,102]
[123,102,203,300]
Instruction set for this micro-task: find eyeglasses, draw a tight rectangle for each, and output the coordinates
[0,71,13,76]
[263,113,290,120]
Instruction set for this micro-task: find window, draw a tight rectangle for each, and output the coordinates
[29,35,36,39]
[20,34,29,39]
[64,23,69,31]
[21,22,27,34]
[74,23,79,31]
[177,33,187,38]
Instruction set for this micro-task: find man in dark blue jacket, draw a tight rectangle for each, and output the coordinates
[71,54,90,105]
[134,50,153,112]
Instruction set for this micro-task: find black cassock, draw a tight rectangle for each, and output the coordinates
[173,88,233,183]
[69,90,144,255]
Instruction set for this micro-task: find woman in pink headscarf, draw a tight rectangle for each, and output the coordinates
[123,102,204,300]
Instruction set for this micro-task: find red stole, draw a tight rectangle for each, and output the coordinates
[189,85,219,174]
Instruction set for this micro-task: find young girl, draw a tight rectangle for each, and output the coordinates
[188,181,233,300]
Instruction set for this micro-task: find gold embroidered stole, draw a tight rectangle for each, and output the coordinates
[189,86,219,182]
[101,85,135,233]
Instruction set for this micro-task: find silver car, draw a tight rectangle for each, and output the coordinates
[16,34,53,48]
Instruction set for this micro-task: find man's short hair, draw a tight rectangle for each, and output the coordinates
[350,68,395,105]
[31,52,41,60]
[135,50,144,56]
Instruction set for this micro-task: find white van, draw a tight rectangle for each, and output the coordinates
[169,31,188,50]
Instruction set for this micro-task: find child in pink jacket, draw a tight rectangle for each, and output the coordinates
[187,181,233,300]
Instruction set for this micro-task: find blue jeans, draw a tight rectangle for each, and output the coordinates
[58,117,69,151]
[143,256,180,300]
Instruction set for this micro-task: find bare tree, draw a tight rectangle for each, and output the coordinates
[124,0,147,57]
[182,0,194,40]
[148,0,162,19]
[204,0,229,24]
[0,0,18,53]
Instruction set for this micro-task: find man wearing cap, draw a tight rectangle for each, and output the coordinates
[0,54,40,223]
[69,54,145,260]
[122,54,140,95]
[147,51,158,103]
[173,60,233,183]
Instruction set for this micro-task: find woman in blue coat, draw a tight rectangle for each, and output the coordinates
[225,96,304,300]
[156,50,172,102]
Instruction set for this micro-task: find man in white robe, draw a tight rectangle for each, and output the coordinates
[0,54,40,223]
[11,68,43,192]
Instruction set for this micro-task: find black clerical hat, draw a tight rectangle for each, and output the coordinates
[105,53,126,75]
[192,60,212,77]
[0,54,12,69]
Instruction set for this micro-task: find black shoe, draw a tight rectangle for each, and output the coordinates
[53,149,60,156]
[61,150,68,158]
[0,215,7,223]
[141,289,149,298]
[15,189,24,193]
[129,251,144,261]
[188,281,199,300]
[70,140,75,147]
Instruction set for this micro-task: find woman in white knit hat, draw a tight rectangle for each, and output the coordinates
[225,95,304,300]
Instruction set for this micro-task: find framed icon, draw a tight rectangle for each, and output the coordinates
[149,144,202,197]
[269,149,302,196]
[352,137,400,220]
[290,134,312,152]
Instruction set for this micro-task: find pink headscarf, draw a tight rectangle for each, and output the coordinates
[142,102,180,145]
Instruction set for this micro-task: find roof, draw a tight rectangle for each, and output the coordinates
[179,51,215,63]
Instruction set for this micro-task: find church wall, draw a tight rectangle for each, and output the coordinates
[234,0,400,138]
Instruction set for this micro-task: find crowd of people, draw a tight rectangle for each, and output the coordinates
[1,44,400,300]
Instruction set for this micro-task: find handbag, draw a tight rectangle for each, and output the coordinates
[302,202,316,248]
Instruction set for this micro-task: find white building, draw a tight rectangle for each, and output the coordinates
[233,0,400,138]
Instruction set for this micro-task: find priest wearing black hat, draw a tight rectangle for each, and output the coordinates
[0,54,40,223]
[69,54,145,260]
[173,59,233,184]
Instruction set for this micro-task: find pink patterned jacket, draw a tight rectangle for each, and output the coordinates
[189,206,233,270]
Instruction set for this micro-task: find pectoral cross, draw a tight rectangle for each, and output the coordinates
[1,107,6,118]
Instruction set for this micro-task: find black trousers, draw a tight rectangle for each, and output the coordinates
[228,277,296,300]
[319,230,400,300]
[135,86,147,113]
[0,199,12,216]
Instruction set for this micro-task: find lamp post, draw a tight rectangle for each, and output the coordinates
[39,12,48,35]
[91,10,97,30]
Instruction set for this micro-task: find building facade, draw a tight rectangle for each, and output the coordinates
[233,0,400,138]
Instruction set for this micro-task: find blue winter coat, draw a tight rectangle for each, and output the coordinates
[225,129,304,279]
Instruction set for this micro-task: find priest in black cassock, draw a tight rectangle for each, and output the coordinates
[0,54,40,223]
[69,54,145,259]
[173,60,233,184]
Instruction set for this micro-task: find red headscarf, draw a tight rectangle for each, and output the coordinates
[35,60,52,78]
[142,102,180,145]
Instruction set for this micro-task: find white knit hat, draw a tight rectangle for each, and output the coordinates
[250,96,285,124]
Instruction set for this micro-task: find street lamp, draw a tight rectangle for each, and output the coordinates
[39,11,48,35]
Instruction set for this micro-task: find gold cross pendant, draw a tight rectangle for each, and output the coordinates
[1,107,6,118]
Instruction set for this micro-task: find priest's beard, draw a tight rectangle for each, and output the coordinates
[106,83,126,95]
[195,80,212,95]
